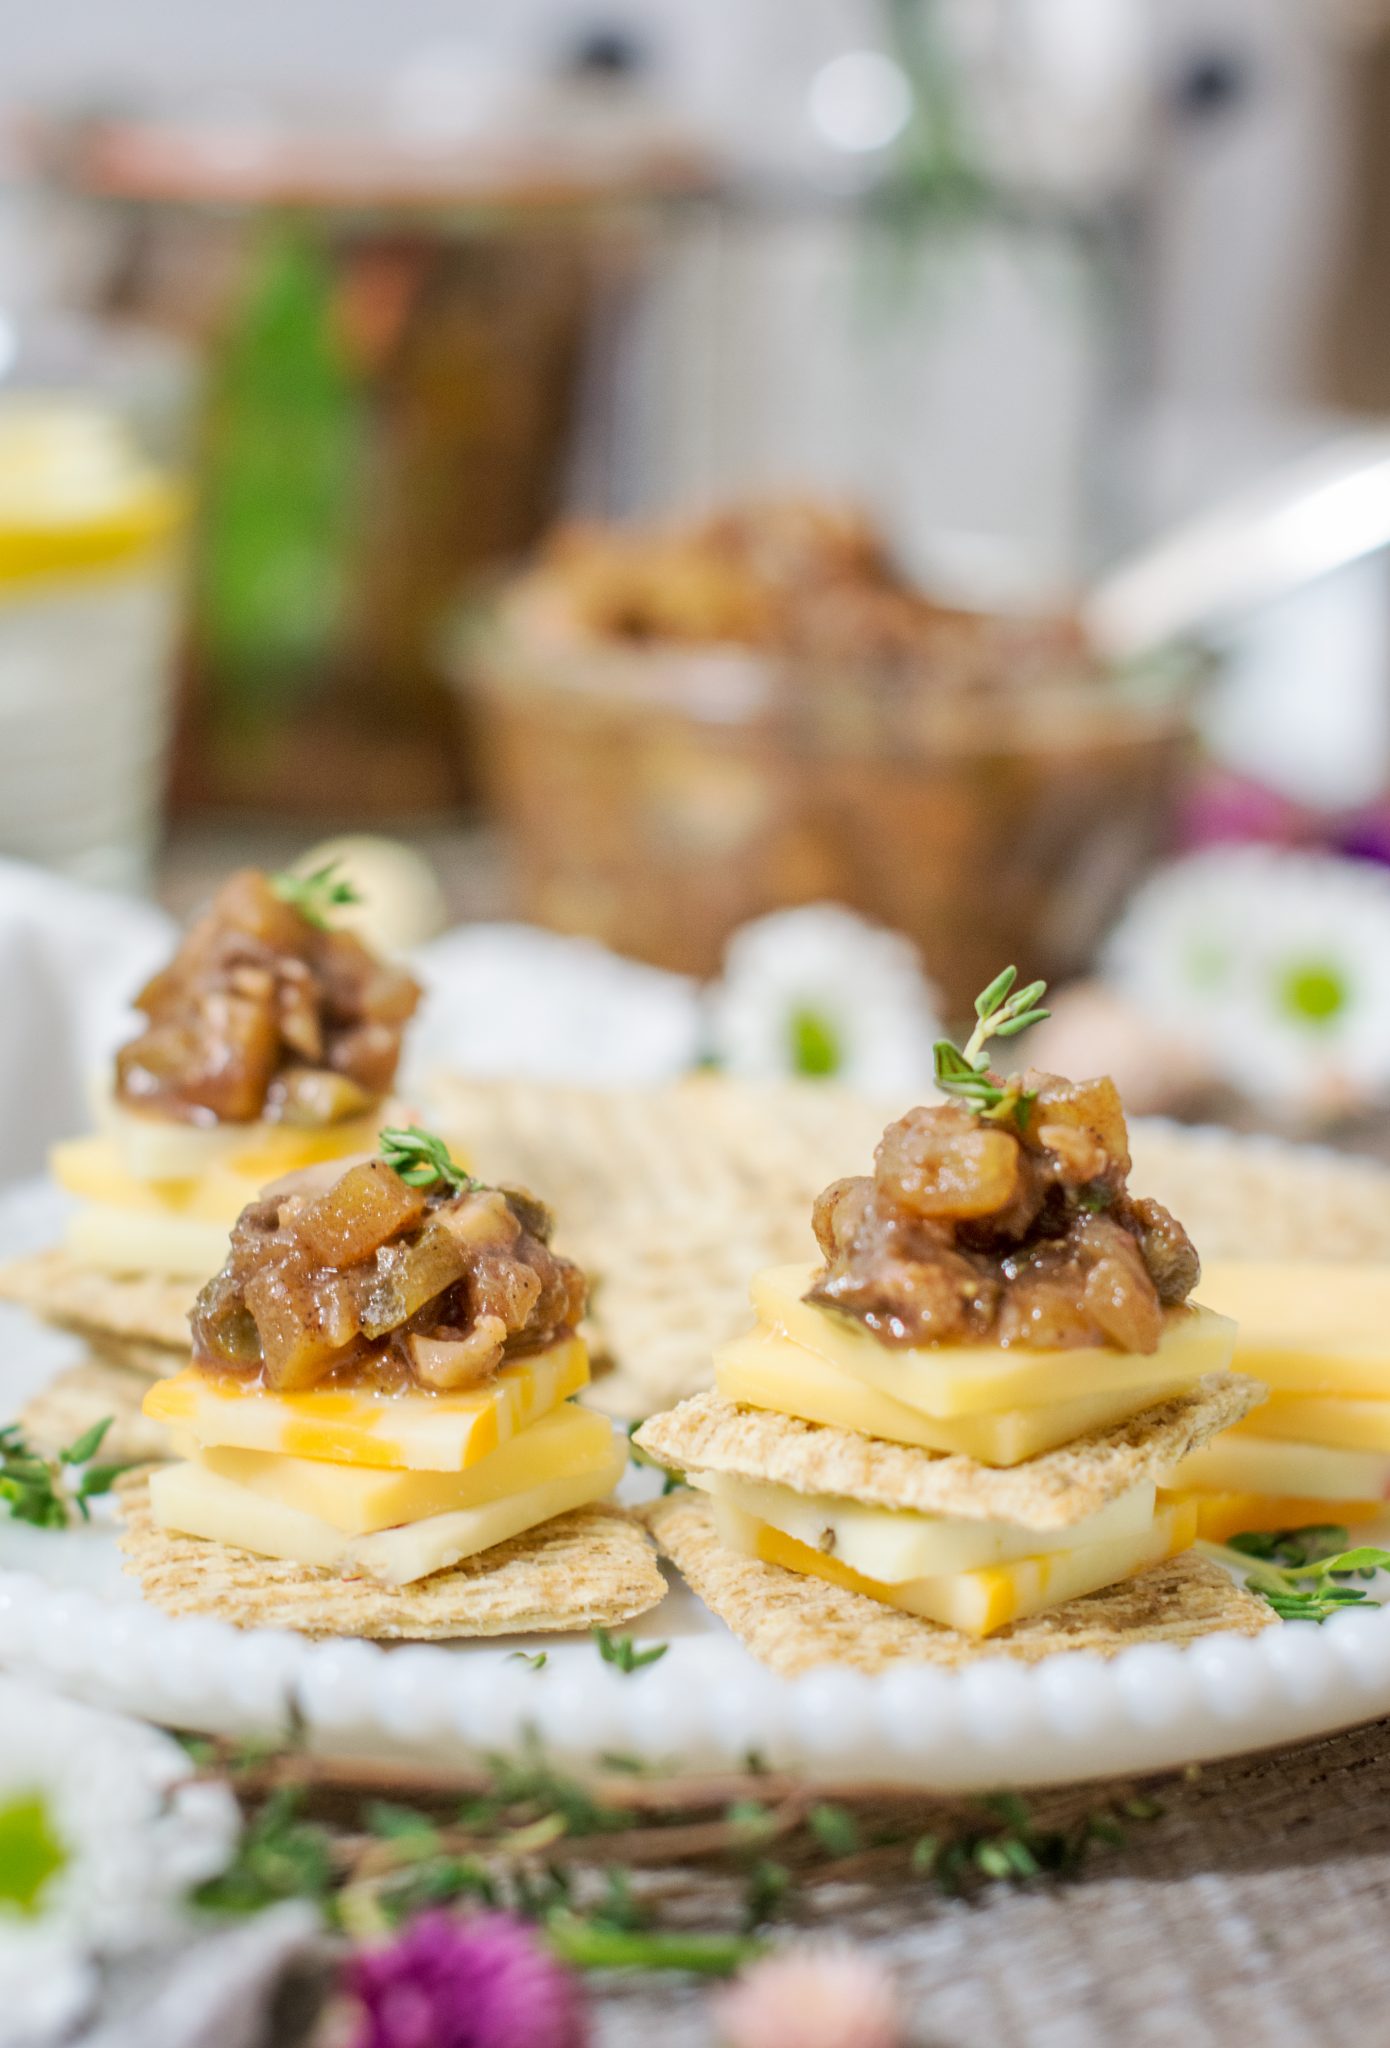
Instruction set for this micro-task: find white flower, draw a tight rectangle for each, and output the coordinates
[407,923,703,1087]
[1104,847,1390,1113]
[0,1679,240,2047]
[708,904,942,1093]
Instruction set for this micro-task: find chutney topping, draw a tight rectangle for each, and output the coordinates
[115,868,421,1127]
[190,1149,586,1395]
[808,1069,1200,1357]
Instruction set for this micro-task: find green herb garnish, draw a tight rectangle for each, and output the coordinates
[270,859,361,932]
[508,1651,548,1672]
[0,1417,133,1529]
[379,1125,478,1195]
[1206,1530,1390,1622]
[933,966,1050,1127]
[594,1629,669,1675]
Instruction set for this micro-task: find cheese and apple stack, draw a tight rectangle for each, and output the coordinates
[141,1135,625,1591]
[1161,1262,1390,1541]
[635,971,1264,1642]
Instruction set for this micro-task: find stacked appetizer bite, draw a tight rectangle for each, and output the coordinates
[0,865,425,1399]
[1161,1263,1390,1540]
[636,972,1274,1672]
[122,1129,664,1637]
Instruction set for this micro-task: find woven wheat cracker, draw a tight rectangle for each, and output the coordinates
[0,1249,192,1352]
[634,1375,1261,1531]
[21,1357,171,1466]
[645,1490,1275,1676]
[118,1476,666,1640]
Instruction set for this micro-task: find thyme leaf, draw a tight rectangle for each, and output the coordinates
[270,860,361,931]
[933,966,1049,1126]
[1204,1531,1390,1623]
[594,1629,669,1675]
[0,1417,134,1529]
[379,1126,478,1195]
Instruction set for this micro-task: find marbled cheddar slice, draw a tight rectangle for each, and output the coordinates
[750,1266,1234,1420]
[197,1402,610,1534]
[715,1328,1192,1466]
[65,1201,232,1281]
[143,1337,588,1471]
[1185,1492,1389,1543]
[1197,1261,1390,1398]
[714,1495,1197,1638]
[1167,1430,1390,1504]
[149,1425,626,1585]
[699,1470,1157,1581]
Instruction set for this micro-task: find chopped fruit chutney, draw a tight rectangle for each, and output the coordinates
[190,1137,585,1395]
[115,867,421,1128]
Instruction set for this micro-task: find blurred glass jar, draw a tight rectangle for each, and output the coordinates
[458,608,1197,1016]
[30,85,708,821]
[0,317,190,891]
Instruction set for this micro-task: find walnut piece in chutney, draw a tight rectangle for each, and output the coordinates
[190,1160,587,1394]
[115,869,422,1127]
[808,1071,1200,1355]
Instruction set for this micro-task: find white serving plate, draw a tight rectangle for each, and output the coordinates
[3,1173,1390,1792]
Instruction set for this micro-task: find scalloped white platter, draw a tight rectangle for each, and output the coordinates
[4,1174,1390,1792]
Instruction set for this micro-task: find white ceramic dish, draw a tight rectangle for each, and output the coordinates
[3,1174,1390,1792]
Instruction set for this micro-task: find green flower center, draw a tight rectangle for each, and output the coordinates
[1278,960,1349,1029]
[788,1006,842,1078]
[0,1794,66,1916]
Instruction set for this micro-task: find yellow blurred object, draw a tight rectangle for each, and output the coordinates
[290,835,448,955]
[0,399,184,587]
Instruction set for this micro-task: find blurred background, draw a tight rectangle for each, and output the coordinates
[7,0,1390,1143]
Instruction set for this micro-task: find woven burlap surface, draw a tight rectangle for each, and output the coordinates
[588,1719,1390,2047]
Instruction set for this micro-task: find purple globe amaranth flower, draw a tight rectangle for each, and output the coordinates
[348,1911,589,2048]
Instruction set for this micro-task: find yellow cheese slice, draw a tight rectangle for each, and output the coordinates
[195,1401,611,1534]
[1167,1429,1390,1504]
[1182,1491,1390,1543]
[750,1265,1234,1420]
[714,1496,1197,1638]
[1258,1392,1390,1454]
[715,1327,1196,1466]
[64,1200,231,1281]
[149,1423,625,1585]
[698,1470,1157,1580]
[1197,1260,1390,1398]
[76,1108,394,1195]
[143,1337,589,1471]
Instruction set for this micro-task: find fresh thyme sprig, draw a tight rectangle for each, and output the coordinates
[1203,1530,1390,1622]
[380,1126,479,1195]
[270,859,362,932]
[0,1417,132,1529]
[594,1629,669,1675]
[933,966,1050,1127]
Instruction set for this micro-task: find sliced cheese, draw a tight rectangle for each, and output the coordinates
[143,1337,589,1471]
[1183,1491,1390,1544]
[1166,1430,1390,1504]
[750,1264,1234,1420]
[714,1496,1197,1639]
[699,1470,1157,1581]
[196,1401,611,1534]
[1259,1392,1390,1454]
[92,1101,396,1189]
[1197,1260,1390,1398]
[149,1424,625,1585]
[65,1200,230,1281]
[715,1327,1193,1466]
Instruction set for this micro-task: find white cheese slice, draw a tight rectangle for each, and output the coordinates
[1165,1430,1390,1504]
[149,1424,626,1585]
[699,1470,1156,1581]
[715,1328,1194,1466]
[714,1495,1197,1638]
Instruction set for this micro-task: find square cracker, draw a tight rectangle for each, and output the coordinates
[633,1375,1262,1532]
[21,1357,172,1466]
[645,1490,1275,1676]
[117,1476,667,1641]
[0,1249,192,1353]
